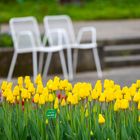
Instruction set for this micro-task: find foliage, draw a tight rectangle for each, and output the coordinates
[0,34,13,47]
[0,0,140,22]
[1,75,140,139]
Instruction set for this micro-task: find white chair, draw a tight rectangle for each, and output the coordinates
[42,15,102,80]
[8,16,68,81]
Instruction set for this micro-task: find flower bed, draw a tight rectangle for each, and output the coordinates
[0,75,140,140]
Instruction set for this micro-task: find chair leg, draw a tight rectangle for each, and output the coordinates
[32,52,38,81]
[73,49,78,74]
[7,52,18,81]
[92,47,102,78]
[43,52,52,79]
[59,50,68,79]
[39,52,44,73]
[67,48,73,80]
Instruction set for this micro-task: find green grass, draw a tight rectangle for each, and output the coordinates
[0,0,140,23]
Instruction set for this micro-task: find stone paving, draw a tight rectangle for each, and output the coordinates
[1,19,140,42]
[1,66,140,87]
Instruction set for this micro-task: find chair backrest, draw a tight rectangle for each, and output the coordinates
[10,16,42,50]
[44,15,76,46]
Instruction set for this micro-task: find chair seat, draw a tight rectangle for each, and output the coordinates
[63,43,97,49]
[39,46,63,52]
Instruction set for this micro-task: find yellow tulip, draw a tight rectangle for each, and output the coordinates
[90,130,93,136]
[45,119,49,125]
[48,94,54,102]
[120,99,129,109]
[21,89,28,99]
[34,94,39,103]
[138,101,140,110]
[38,94,45,105]
[1,81,8,91]
[61,99,66,106]
[85,109,89,118]
[28,83,35,94]
[122,86,129,95]
[54,103,59,109]
[99,93,105,102]
[136,80,140,88]
[91,90,98,100]
[13,86,19,96]
[17,76,23,87]
[7,82,13,90]
[98,114,105,124]
[133,92,140,102]
[114,99,121,111]
[124,92,131,101]
[35,74,42,84]
[138,116,140,122]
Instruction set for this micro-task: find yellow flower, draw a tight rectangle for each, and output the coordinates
[53,76,60,90]
[48,94,54,102]
[129,84,136,96]
[133,92,140,102]
[95,80,102,93]
[7,82,13,90]
[42,87,49,95]
[45,119,49,125]
[138,101,140,110]
[59,80,68,90]
[98,114,105,124]
[90,130,93,136]
[85,109,89,118]
[70,95,78,105]
[36,82,44,94]
[35,74,42,84]
[61,99,66,106]
[54,97,59,104]
[17,76,23,87]
[136,80,140,88]
[46,80,53,90]
[91,90,99,100]
[99,93,105,102]
[13,86,19,96]
[122,86,129,95]
[115,90,123,100]
[38,94,45,105]
[105,88,114,102]
[17,96,20,101]
[114,99,121,111]
[24,76,31,88]
[120,99,129,109]
[124,92,131,101]
[65,83,72,91]
[21,89,28,99]
[54,103,59,109]
[28,83,35,94]
[6,92,15,104]
[57,108,60,114]
[34,94,40,103]
[138,116,140,122]
[1,81,8,91]
[2,89,9,98]
[54,97,59,109]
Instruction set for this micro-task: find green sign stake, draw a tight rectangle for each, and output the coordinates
[46,109,57,119]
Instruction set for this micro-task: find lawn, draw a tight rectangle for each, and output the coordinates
[0,0,140,23]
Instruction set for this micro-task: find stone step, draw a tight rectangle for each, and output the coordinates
[105,54,140,62]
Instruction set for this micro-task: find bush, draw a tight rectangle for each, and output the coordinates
[0,34,13,47]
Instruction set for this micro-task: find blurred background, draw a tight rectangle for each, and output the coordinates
[0,0,140,85]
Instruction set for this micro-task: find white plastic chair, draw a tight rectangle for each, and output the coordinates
[8,16,68,81]
[42,15,102,80]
